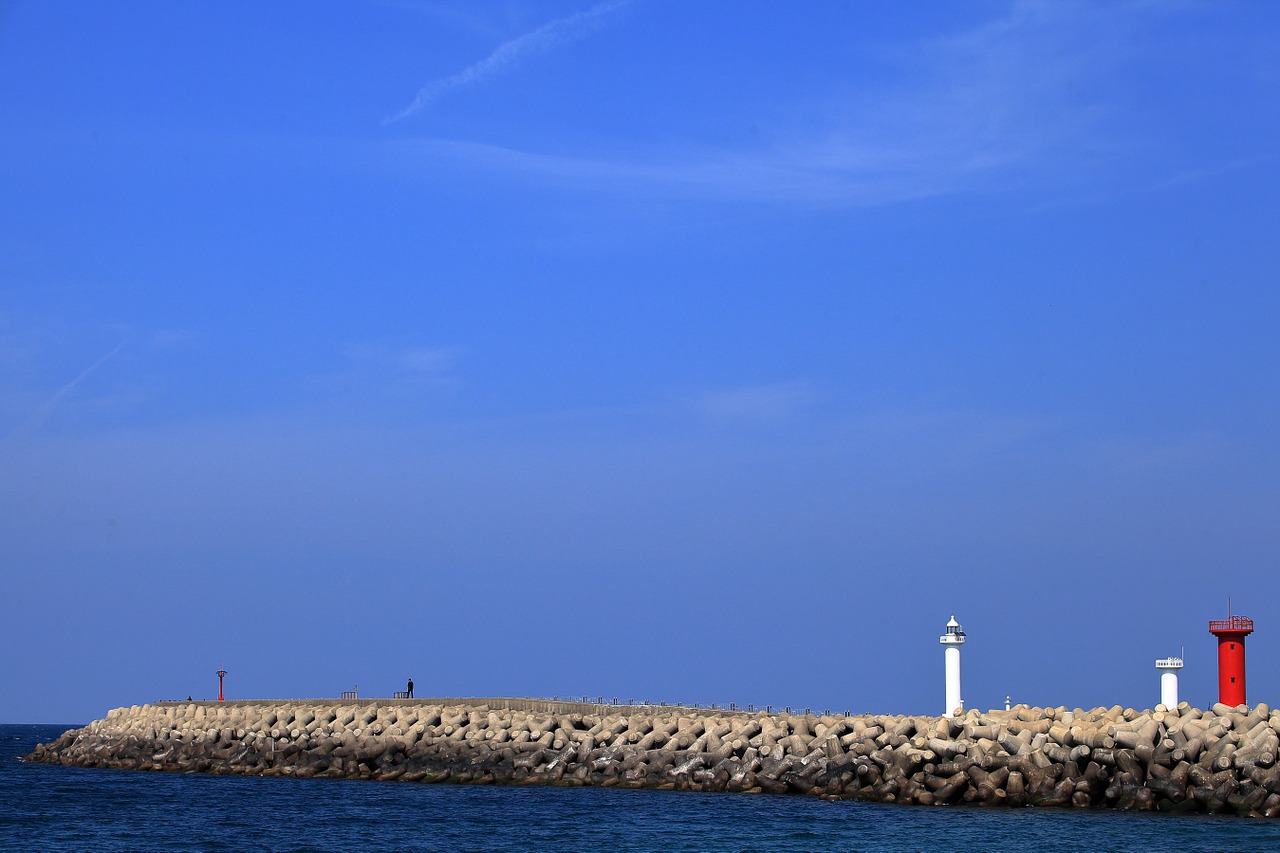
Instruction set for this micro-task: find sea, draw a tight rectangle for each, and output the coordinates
[4,724,1279,852]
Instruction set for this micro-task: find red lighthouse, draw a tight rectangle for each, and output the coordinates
[1208,613,1253,707]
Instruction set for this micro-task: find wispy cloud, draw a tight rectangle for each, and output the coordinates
[298,343,463,415]
[384,1,1182,205]
[695,381,819,423]
[386,0,634,123]
[344,342,459,376]
[386,136,977,205]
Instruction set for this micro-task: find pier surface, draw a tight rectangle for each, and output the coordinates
[26,698,1280,816]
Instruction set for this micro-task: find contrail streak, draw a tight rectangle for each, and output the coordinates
[386,0,633,123]
[4,339,128,442]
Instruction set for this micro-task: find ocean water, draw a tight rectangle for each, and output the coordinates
[4,724,1280,852]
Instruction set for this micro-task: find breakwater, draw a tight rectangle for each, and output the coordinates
[26,699,1280,816]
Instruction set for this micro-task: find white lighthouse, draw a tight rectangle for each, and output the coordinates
[939,615,966,717]
[1155,656,1183,709]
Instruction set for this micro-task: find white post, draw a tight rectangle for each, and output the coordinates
[1155,657,1183,709]
[945,646,961,715]
[939,615,966,717]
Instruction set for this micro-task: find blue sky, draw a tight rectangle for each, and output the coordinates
[2,1,1278,723]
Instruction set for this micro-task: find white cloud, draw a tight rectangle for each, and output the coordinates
[386,0,634,123]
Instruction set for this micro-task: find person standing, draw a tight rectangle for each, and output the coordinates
[407,678,414,699]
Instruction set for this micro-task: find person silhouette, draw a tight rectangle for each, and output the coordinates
[407,678,414,699]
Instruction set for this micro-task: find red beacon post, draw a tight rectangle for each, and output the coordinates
[216,667,228,702]
[1208,613,1253,707]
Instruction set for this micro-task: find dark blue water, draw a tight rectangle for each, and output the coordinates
[4,724,1279,851]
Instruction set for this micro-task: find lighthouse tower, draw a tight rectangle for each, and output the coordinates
[939,615,966,717]
[1155,656,1183,709]
[1208,613,1253,707]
